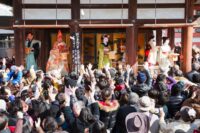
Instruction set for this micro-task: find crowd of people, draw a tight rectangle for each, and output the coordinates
[0,47,199,133]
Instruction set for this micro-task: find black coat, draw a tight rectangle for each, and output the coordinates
[131,69,152,97]
[112,104,138,133]
[186,70,199,82]
[131,83,151,97]
[62,102,99,133]
[98,100,119,130]
[167,95,185,118]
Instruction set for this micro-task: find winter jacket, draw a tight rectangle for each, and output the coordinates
[98,100,119,130]
[62,102,99,133]
[167,95,185,118]
[131,69,152,97]
[131,83,151,97]
[186,70,199,82]
[112,104,138,133]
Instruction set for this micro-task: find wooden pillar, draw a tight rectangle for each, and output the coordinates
[185,0,195,22]
[156,29,162,46]
[181,26,193,73]
[71,0,80,20]
[168,28,175,49]
[14,29,25,66]
[128,0,137,22]
[14,0,24,65]
[126,26,138,73]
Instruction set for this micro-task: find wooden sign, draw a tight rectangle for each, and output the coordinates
[71,32,81,73]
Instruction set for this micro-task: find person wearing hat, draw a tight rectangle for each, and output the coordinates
[112,92,139,133]
[131,68,152,97]
[159,106,200,133]
[125,96,159,133]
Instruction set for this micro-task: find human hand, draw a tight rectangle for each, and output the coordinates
[126,65,132,73]
[2,58,6,65]
[143,62,149,70]
[88,81,96,102]
[35,118,41,129]
[118,64,123,70]
[80,64,85,75]
[104,63,110,71]
[17,111,24,119]
[109,79,116,90]
[87,63,93,70]
[191,91,197,99]
[89,81,96,93]
[67,85,77,96]
[159,107,165,118]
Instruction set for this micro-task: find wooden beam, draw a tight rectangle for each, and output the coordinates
[0,16,13,28]
[13,24,69,28]
[19,20,71,25]
[79,19,130,24]
[137,19,186,24]
[139,23,195,28]
[137,3,185,8]
[22,4,71,8]
[80,4,128,8]
[79,24,133,28]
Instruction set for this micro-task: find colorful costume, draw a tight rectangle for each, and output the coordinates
[147,38,158,66]
[98,35,111,69]
[98,43,111,69]
[46,30,69,73]
[25,39,41,70]
[158,39,171,72]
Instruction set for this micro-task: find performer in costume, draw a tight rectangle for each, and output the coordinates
[25,32,41,70]
[46,30,69,73]
[158,37,171,73]
[98,34,111,69]
[147,36,158,66]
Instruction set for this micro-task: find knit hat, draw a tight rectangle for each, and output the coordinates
[9,95,15,102]
[0,99,6,111]
[137,72,147,83]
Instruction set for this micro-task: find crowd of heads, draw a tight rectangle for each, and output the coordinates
[0,50,199,133]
